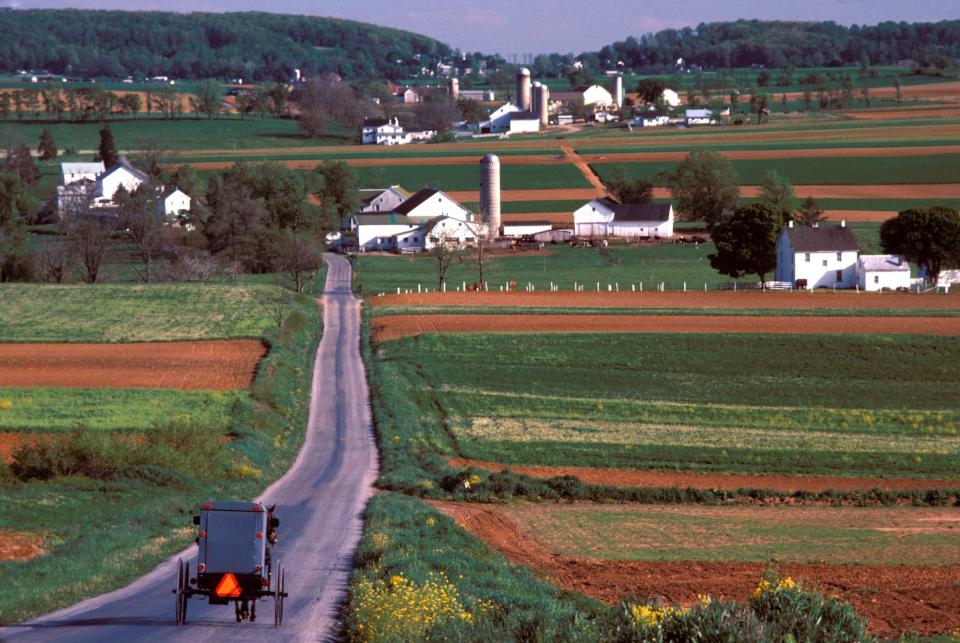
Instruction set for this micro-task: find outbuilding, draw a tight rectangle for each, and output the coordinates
[573,198,673,238]
[856,254,911,291]
[502,221,553,238]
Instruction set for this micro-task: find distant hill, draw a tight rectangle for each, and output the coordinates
[0,9,453,82]
[589,20,960,71]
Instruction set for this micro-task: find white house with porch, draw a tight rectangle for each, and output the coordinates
[775,221,859,289]
[856,255,911,291]
[573,198,673,238]
[93,159,148,207]
[351,187,478,252]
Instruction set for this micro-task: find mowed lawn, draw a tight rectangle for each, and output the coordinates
[503,504,960,566]
[377,333,960,478]
[0,283,277,342]
[591,153,960,185]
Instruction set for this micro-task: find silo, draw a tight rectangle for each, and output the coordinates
[531,81,541,115]
[537,83,549,126]
[614,75,624,108]
[479,154,501,240]
[516,67,531,111]
[449,77,459,102]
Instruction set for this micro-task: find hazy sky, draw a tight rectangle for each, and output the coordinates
[4,0,959,55]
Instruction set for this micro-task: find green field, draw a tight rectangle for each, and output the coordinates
[0,283,276,341]
[355,163,591,191]
[505,504,960,566]
[375,333,960,478]
[591,154,960,185]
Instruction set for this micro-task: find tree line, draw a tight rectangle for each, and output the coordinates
[0,9,452,82]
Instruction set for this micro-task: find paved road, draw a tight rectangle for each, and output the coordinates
[2,253,377,642]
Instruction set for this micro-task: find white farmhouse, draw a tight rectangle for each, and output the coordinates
[93,159,147,207]
[358,186,412,213]
[352,188,478,252]
[361,117,410,145]
[684,109,717,125]
[856,255,911,291]
[573,198,674,238]
[157,187,191,219]
[775,221,859,289]
[660,89,681,108]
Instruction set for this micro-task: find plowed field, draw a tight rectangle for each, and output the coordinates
[369,291,960,309]
[431,501,960,638]
[371,314,960,342]
[446,457,960,493]
[0,340,265,390]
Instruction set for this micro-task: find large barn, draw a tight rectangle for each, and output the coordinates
[572,198,674,238]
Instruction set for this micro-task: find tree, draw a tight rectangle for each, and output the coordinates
[131,138,174,183]
[666,151,739,229]
[5,142,42,186]
[756,69,770,87]
[893,78,903,106]
[635,78,666,104]
[193,79,224,119]
[37,128,57,161]
[98,124,118,168]
[313,161,358,231]
[880,207,960,284]
[708,203,783,284]
[794,196,825,227]
[116,184,168,283]
[68,216,113,283]
[429,229,464,290]
[278,231,323,293]
[118,93,142,119]
[455,97,484,124]
[0,173,36,281]
[414,101,458,132]
[758,169,798,223]
[604,167,653,204]
[268,83,289,118]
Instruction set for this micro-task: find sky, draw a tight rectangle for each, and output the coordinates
[4,0,959,55]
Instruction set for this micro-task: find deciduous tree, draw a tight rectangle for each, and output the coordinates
[708,203,783,284]
[758,169,797,223]
[666,150,739,228]
[880,207,960,284]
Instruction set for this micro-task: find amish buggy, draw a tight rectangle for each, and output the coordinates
[174,501,287,626]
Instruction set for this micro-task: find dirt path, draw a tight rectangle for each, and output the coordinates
[430,501,960,638]
[446,457,960,493]
[369,290,960,310]
[371,314,960,342]
[0,340,266,390]
[560,144,607,195]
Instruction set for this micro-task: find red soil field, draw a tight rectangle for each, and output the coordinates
[822,209,895,222]
[371,314,960,342]
[370,290,960,310]
[0,340,266,391]
[0,529,45,562]
[430,501,960,638]
[447,457,960,494]
[0,431,42,463]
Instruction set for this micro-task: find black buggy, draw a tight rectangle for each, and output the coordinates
[173,501,287,626]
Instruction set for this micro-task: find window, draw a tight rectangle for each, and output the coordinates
[822,259,828,267]
[874,275,879,284]
[836,252,842,261]
[804,253,810,262]
[836,270,842,282]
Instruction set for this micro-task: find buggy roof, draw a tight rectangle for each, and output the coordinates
[202,501,267,512]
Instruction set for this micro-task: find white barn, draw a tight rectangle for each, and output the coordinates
[775,222,859,289]
[358,186,411,213]
[393,187,473,221]
[352,188,478,252]
[685,109,717,125]
[502,221,553,238]
[479,103,540,134]
[660,88,681,108]
[93,159,147,206]
[632,109,670,127]
[573,198,673,238]
[857,255,911,291]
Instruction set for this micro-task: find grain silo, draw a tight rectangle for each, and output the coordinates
[614,75,624,108]
[479,154,501,239]
[531,81,541,114]
[449,77,459,102]
[516,67,532,111]
[537,83,549,126]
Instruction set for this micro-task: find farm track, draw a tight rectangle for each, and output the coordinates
[430,500,960,638]
[446,457,960,493]
[369,291,960,310]
[0,340,265,390]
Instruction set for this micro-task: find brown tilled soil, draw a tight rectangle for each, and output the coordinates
[370,314,960,342]
[446,457,960,494]
[0,431,46,463]
[822,210,895,222]
[0,529,46,561]
[0,340,266,390]
[429,501,960,638]
[369,290,960,310]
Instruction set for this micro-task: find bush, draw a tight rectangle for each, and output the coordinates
[607,597,770,642]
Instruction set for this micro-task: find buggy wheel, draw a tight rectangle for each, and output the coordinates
[180,562,190,624]
[274,566,285,628]
[175,559,185,626]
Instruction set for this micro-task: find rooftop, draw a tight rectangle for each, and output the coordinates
[859,254,909,272]
[785,224,859,252]
[597,198,673,223]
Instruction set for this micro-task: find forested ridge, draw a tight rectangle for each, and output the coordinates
[593,20,960,70]
[0,9,452,81]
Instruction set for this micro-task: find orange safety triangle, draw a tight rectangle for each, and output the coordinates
[214,573,242,598]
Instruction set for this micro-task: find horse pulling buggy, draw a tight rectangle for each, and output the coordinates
[173,501,287,626]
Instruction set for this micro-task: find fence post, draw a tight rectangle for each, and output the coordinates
[683,281,686,292]
[418,284,421,293]
[704,282,707,292]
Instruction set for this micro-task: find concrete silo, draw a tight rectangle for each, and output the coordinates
[449,77,459,102]
[614,75,624,108]
[537,83,549,126]
[516,67,532,111]
[479,154,501,240]
[532,81,541,114]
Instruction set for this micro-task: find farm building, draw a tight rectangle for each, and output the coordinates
[684,109,718,125]
[157,187,191,219]
[550,85,614,111]
[857,255,911,291]
[660,88,681,107]
[60,162,104,186]
[632,108,670,127]
[478,103,540,134]
[573,198,674,238]
[775,221,859,289]
[351,187,479,252]
[357,186,411,213]
[502,221,553,238]
[361,117,409,145]
[394,187,474,221]
[920,267,960,289]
